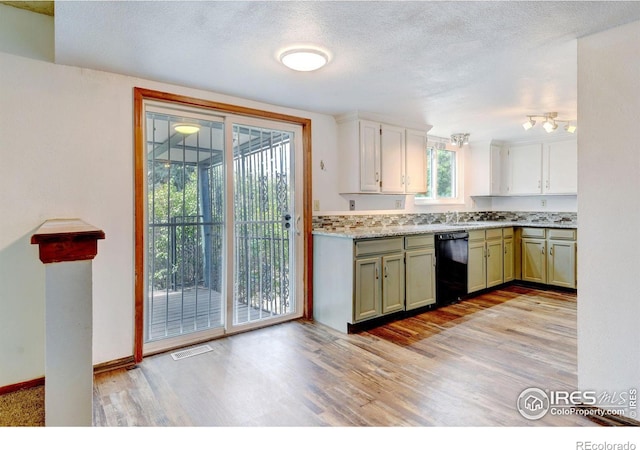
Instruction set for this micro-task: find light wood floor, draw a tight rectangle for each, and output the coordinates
[93,285,596,426]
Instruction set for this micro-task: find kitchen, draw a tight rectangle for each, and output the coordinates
[1,1,640,440]
[312,113,578,333]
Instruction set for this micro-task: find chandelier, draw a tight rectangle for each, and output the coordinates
[522,112,576,133]
[450,133,470,147]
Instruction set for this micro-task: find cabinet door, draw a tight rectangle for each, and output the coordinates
[521,238,546,283]
[359,120,381,192]
[544,140,577,194]
[405,129,427,194]
[490,143,510,195]
[509,144,543,194]
[503,237,515,282]
[486,239,504,288]
[468,240,487,293]
[547,240,577,288]
[354,257,381,322]
[381,253,405,314]
[380,124,405,193]
[405,249,435,310]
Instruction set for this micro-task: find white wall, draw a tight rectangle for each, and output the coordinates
[0,5,53,62]
[0,50,337,387]
[577,20,640,412]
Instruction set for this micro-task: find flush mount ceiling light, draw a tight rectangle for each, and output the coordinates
[522,112,576,134]
[173,123,201,135]
[279,48,329,72]
[450,133,470,147]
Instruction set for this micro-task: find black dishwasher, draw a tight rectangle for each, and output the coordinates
[435,232,469,306]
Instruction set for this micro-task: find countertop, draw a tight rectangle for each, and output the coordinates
[312,221,577,239]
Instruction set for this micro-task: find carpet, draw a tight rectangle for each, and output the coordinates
[0,386,45,427]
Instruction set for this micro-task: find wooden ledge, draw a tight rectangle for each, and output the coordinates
[31,219,105,264]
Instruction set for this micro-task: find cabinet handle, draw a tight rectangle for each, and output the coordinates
[538,180,541,189]
[546,179,550,189]
[550,247,553,256]
[504,246,507,255]
[401,175,405,185]
[375,172,380,182]
[375,266,379,279]
[541,246,545,254]
[384,265,388,278]
[487,248,491,257]
[406,175,411,185]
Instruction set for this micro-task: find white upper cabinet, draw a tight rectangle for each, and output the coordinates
[405,129,428,193]
[337,113,429,194]
[509,143,544,195]
[359,120,381,192]
[490,142,510,195]
[543,140,577,194]
[500,139,577,196]
[380,124,405,193]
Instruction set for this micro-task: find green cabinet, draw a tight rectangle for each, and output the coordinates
[468,228,511,293]
[353,237,404,323]
[503,227,515,282]
[468,230,487,293]
[405,234,436,310]
[520,228,577,288]
[547,229,577,289]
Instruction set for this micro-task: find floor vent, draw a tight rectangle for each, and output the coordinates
[171,344,213,361]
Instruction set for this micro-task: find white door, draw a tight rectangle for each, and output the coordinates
[228,118,304,331]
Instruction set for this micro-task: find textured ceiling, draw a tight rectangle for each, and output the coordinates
[53,1,640,142]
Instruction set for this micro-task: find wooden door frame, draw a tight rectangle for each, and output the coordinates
[133,87,313,363]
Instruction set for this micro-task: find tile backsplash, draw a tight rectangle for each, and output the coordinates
[312,211,577,231]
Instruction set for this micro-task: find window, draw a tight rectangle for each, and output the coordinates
[417,139,461,203]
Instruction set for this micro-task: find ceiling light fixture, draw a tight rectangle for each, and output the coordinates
[522,112,576,134]
[450,133,470,147]
[522,117,536,130]
[279,48,329,72]
[173,123,201,135]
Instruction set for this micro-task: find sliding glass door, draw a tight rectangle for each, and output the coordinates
[142,102,303,353]
[231,122,299,327]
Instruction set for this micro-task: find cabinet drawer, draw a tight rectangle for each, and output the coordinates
[548,228,577,240]
[485,228,503,240]
[468,230,486,241]
[355,237,403,257]
[521,227,546,238]
[502,227,514,238]
[405,234,434,249]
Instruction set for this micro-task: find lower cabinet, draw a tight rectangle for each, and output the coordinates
[468,227,513,293]
[521,227,577,288]
[312,226,576,334]
[354,238,405,322]
[503,228,515,282]
[405,235,436,310]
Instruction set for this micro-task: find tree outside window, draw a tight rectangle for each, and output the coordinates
[419,143,458,201]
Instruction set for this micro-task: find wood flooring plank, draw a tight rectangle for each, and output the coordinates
[93,286,598,426]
